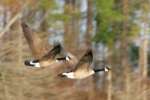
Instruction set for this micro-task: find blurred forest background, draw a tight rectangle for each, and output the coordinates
[0,0,150,100]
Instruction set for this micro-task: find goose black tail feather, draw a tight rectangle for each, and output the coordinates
[24,59,39,66]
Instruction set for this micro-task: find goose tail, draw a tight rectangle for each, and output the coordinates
[24,59,41,68]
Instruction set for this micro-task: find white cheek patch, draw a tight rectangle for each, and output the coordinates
[91,70,95,74]
[104,67,109,72]
[66,56,70,61]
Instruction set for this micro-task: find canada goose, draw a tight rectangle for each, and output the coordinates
[59,49,110,79]
[24,43,71,68]
[22,22,78,69]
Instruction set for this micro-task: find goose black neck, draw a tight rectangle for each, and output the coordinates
[56,57,66,61]
[94,68,105,73]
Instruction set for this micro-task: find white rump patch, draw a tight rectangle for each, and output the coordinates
[30,61,41,67]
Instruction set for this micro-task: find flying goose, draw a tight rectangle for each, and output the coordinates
[22,22,78,69]
[24,43,71,68]
[59,49,110,79]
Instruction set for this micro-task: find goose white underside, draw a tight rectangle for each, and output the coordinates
[28,56,71,68]
[62,72,75,79]
[62,70,95,79]
[29,59,65,67]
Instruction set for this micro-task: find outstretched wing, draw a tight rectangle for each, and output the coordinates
[74,49,93,71]
[41,43,62,60]
[21,22,49,59]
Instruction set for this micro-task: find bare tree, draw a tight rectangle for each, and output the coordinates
[139,37,148,100]
[85,0,93,47]
[64,0,79,52]
[139,2,149,100]
[122,0,131,99]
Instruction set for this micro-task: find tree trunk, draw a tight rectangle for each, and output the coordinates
[107,65,112,100]
[107,47,113,100]
[85,0,93,47]
[122,0,130,99]
[64,0,79,52]
[139,38,148,100]
[138,1,149,100]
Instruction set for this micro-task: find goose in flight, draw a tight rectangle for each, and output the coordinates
[24,43,71,68]
[22,22,78,70]
[59,49,110,79]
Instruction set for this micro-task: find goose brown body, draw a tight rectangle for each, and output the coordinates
[24,43,71,67]
[60,49,110,79]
